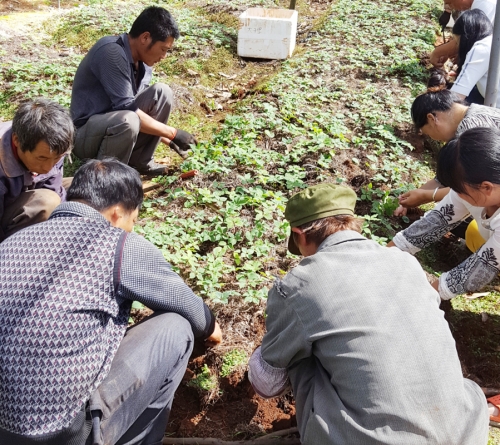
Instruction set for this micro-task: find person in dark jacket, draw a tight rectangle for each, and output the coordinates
[70,6,197,175]
[0,158,222,445]
[0,98,74,242]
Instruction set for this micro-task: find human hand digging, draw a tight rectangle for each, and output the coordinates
[173,129,197,151]
[394,189,431,217]
[430,53,448,68]
[393,205,408,217]
[205,321,222,347]
[398,189,431,209]
[162,129,198,159]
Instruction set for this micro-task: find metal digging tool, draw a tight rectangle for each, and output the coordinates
[439,10,451,42]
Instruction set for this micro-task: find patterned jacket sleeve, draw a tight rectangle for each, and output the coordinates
[393,191,500,299]
[392,191,468,255]
[0,179,6,242]
[117,232,216,339]
[438,239,500,300]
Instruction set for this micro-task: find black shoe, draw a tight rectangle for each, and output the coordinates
[135,163,169,177]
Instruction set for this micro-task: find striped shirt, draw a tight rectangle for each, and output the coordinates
[456,103,500,135]
[70,33,152,128]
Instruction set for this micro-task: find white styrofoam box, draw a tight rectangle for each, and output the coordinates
[238,8,298,60]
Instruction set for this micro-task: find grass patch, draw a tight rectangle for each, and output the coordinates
[220,349,247,377]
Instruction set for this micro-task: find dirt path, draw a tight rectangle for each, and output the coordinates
[0,7,61,43]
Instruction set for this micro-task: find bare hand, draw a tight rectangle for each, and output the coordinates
[429,51,447,68]
[398,189,431,208]
[205,321,222,347]
[393,205,408,217]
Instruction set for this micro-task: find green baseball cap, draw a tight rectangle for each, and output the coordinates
[285,184,357,255]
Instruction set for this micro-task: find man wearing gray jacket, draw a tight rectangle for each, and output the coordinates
[249,183,488,444]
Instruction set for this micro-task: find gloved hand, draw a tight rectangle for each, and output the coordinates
[439,10,451,29]
[172,129,197,152]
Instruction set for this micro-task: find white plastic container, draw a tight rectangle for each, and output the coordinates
[237,8,298,60]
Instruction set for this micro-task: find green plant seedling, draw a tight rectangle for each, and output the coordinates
[220,349,247,377]
[188,364,217,391]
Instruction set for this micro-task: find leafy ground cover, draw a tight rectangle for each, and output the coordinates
[2,0,500,442]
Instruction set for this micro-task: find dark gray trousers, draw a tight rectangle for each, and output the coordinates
[90,311,194,445]
[0,311,193,445]
[73,83,173,171]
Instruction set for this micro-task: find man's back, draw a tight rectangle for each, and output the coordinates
[0,203,127,436]
[262,230,489,444]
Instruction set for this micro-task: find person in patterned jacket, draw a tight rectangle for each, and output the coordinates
[0,158,222,445]
[389,126,500,299]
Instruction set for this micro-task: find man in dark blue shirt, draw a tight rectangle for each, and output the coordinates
[71,6,196,176]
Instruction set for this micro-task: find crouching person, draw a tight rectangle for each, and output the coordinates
[249,184,488,445]
[0,98,74,243]
[0,159,222,445]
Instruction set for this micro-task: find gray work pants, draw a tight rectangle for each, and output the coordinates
[73,83,173,172]
[0,311,193,445]
[88,311,194,445]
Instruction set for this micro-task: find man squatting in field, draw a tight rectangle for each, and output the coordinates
[0,159,222,445]
[249,183,489,445]
[0,98,73,243]
[70,6,197,176]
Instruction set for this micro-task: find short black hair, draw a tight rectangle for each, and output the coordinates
[67,159,143,212]
[453,9,493,75]
[129,6,180,43]
[436,127,500,195]
[12,98,74,155]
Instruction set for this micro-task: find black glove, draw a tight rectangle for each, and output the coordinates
[172,129,197,152]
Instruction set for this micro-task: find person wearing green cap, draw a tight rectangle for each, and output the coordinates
[248,183,488,445]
